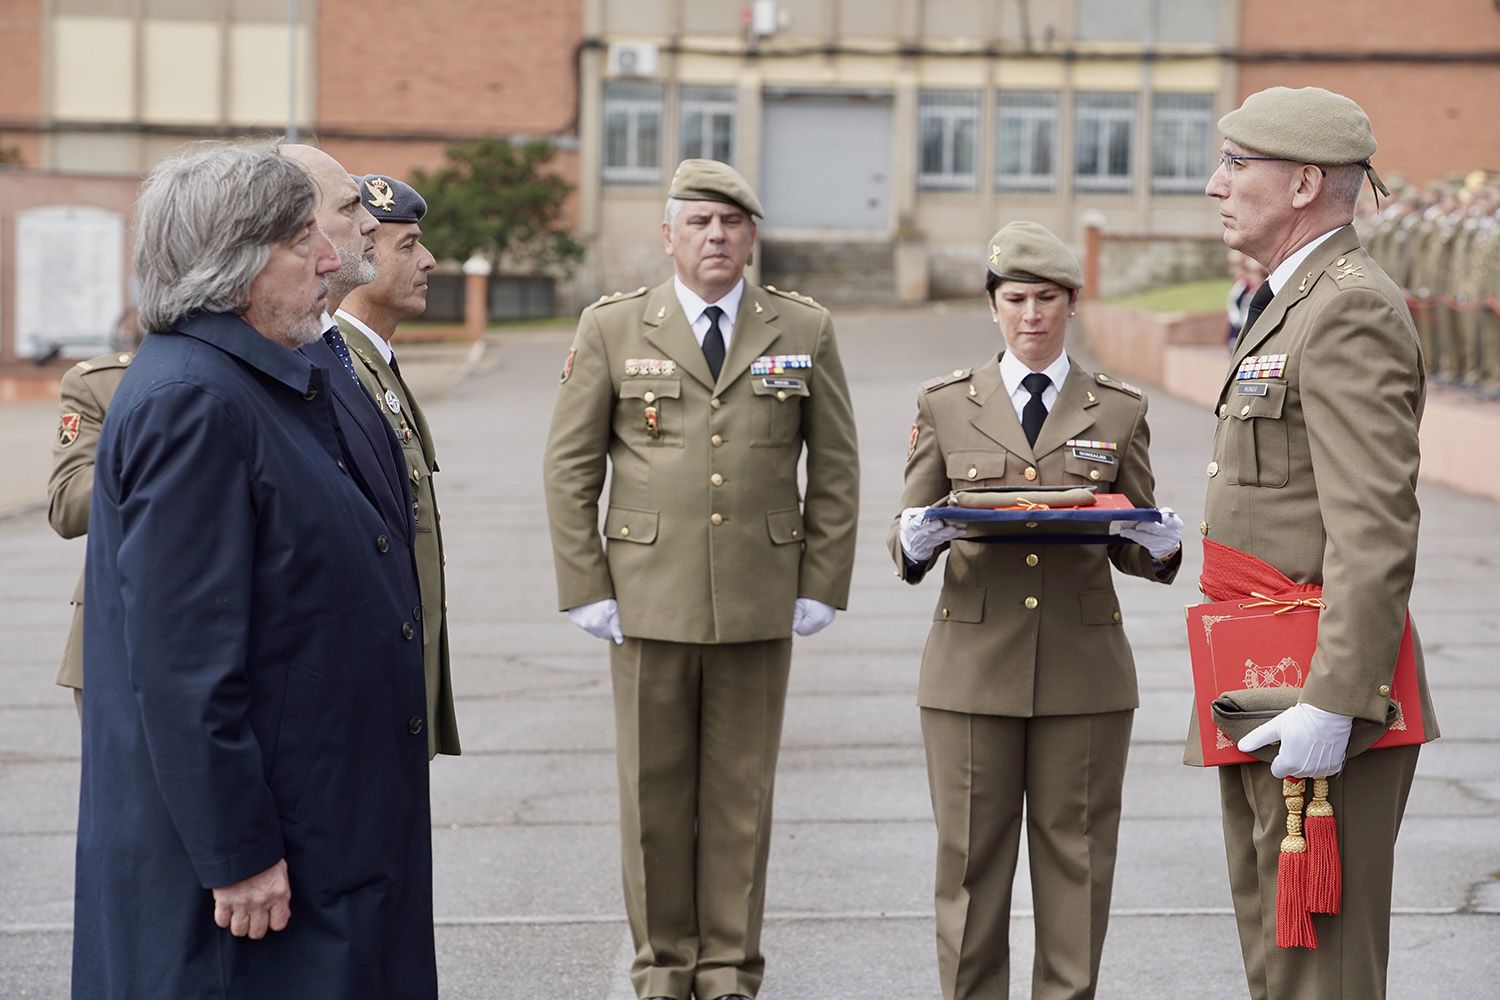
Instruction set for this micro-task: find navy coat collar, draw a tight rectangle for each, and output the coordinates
[171,311,318,397]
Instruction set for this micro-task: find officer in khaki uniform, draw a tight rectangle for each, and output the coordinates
[47,350,136,713]
[336,173,460,760]
[891,222,1182,1000]
[543,160,858,1000]
[1200,87,1438,1000]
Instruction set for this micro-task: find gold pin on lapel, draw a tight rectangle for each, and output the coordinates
[754,301,763,314]
[657,307,667,319]
[1298,272,1312,292]
[1087,390,1097,403]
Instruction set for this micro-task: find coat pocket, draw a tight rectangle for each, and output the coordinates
[605,505,659,543]
[766,506,805,545]
[934,585,985,623]
[619,379,683,448]
[1078,588,1122,626]
[749,377,809,447]
[1062,450,1119,485]
[945,451,1007,486]
[1227,381,1289,488]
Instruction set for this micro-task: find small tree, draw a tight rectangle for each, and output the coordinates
[413,137,582,273]
[0,144,23,167]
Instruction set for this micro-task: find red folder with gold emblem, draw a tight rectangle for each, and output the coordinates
[1186,594,1425,766]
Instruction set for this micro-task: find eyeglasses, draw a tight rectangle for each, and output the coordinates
[1218,153,1327,177]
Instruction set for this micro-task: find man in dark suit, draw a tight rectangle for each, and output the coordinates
[73,144,436,998]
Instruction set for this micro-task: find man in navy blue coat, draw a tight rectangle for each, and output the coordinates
[73,143,437,999]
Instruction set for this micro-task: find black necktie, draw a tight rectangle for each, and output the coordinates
[701,305,726,381]
[1240,281,1274,342]
[323,327,362,385]
[1021,372,1050,447]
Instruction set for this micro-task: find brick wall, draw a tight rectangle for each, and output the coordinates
[1239,0,1500,186]
[0,0,44,168]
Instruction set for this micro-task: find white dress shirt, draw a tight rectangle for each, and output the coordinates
[334,309,395,364]
[999,349,1071,424]
[672,276,744,350]
[1267,228,1340,294]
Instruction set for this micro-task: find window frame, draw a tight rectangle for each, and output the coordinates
[1073,91,1137,194]
[994,90,1060,193]
[917,90,982,193]
[602,82,665,186]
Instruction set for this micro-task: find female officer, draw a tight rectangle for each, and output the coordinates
[888,221,1182,1000]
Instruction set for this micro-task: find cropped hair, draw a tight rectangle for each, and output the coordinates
[134,143,318,332]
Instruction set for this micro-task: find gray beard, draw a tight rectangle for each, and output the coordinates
[329,252,377,298]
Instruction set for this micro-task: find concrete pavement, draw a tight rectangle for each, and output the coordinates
[1,304,1496,998]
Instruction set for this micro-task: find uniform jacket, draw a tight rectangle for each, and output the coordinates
[46,351,132,690]
[889,356,1178,718]
[74,312,436,999]
[544,279,859,643]
[1188,225,1438,764]
[340,317,461,758]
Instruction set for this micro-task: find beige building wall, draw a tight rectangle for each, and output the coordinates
[578,0,1240,304]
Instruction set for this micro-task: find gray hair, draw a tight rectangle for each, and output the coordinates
[1321,162,1367,214]
[664,198,683,227]
[134,143,318,332]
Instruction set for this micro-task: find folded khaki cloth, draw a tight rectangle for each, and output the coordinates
[945,487,1098,509]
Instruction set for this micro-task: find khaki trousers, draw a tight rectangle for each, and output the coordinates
[922,708,1133,1000]
[1413,304,1440,376]
[610,637,792,1000]
[1481,309,1500,392]
[1218,744,1420,1000]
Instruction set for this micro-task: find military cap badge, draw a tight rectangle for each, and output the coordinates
[364,177,397,213]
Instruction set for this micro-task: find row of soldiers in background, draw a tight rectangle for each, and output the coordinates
[1360,170,1500,394]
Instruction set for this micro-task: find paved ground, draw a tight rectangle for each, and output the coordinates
[1,304,1496,998]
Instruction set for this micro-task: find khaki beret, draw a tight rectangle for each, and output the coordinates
[668,158,764,218]
[357,174,427,224]
[1220,86,1389,197]
[985,221,1083,291]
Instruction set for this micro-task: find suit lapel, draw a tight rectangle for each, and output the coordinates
[1033,367,1099,459]
[643,282,716,391]
[967,358,1035,460]
[718,288,780,391]
[1222,226,1362,395]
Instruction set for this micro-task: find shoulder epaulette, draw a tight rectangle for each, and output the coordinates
[591,286,649,307]
[1326,252,1369,285]
[75,351,133,375]
[921,367,973,392]
[1094,371,1142,397]
[764,285,822,308]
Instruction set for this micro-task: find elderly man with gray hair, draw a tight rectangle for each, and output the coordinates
[71,142,438,999]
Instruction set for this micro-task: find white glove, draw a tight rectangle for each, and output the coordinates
[899,507,965,563]
[792,598,837,637]
[1115,506,1184,561]
[1238,702,1354,778]
[566,598,623,645]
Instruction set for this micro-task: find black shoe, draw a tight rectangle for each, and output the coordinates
[712,995,752,1000]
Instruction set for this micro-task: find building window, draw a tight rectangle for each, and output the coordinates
[995,91,1059,192]
[1074,92,1136,193]
[603,82,664,185]
[918,91,980,192]
[679,86,736,164]
[1152,93,1215,193]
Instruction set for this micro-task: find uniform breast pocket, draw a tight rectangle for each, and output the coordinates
[1226,381,1289,488]
[946,451,1007,487]
[1062,450,1119,486]
[619,379,683,448]
[749,377,808,447]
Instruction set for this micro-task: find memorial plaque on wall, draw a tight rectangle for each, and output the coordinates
[15,205,125,360]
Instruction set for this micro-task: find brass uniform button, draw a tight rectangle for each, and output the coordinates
[710,473,724,486]
[1026,521,1037,528]
[620,526,630,537]
[643,391,656,403]
[941,607,949,619]
[118,353,131,363]
[410,467,422,482]
[1023,596,1039,610]
[1199,520,1209,536]
[1378,684,1391,697]
[776,390,788,402]
[1240,404,1251,416]
[790,529,799,538]
[710,397,722,410]
[1089,469,1101,481]
[1025,553,1039,567]
[1219,404,1228,419]
[967,466,978,479]
[710,513,723,526]
[1024,466,1037,481]
[1112,610,1122,622]
[1207,461,1219,477]
[952,369,965,377]
[711,434,724,447]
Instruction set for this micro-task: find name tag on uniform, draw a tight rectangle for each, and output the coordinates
[760,377,803,389]
[1236,382,1270,396]
[1071,447,1116,463]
